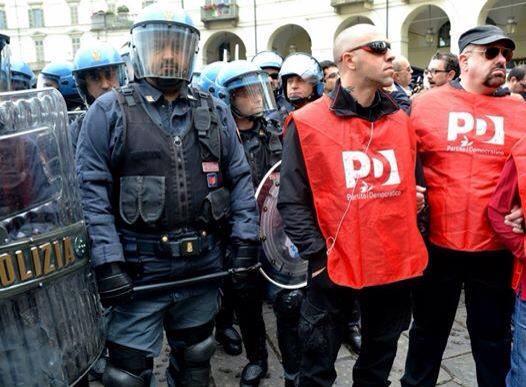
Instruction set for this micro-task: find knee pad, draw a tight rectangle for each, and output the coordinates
[184,335,216,366]
[102,363,152,387]
[167,335,216,387]
[105,342,153,386]
[274,289,304,319]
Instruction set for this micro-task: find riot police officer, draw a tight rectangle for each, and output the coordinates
[10,59,34,90]
[194,60,246,358]
[215,60,282,386]
[76,3,259,386]
[252,50,291,115]
[260,52,323,386]
[37,61,83,110]
[70,42,125,152]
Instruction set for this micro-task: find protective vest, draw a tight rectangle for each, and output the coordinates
[113,83,230,233]
[510,138,526,290]
[240,118,282,187]
[292,95,428,289]
[412,84,526,251]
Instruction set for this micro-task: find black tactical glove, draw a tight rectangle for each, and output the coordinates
[230,243,260,285]
[94,262,134,307]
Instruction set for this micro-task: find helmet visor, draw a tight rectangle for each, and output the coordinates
[229,73,277,116]
[36,73,59,89]
[132,23,198,81]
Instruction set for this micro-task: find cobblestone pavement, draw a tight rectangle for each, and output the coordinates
[91,296,475,387]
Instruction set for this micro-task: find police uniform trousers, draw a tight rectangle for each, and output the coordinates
[299,269,412,387]
[106,231,222,371]
[402,244,514,387]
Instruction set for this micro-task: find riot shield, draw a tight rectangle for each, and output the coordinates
[0,88,104,386]
[256,161,308,289]
[67,110,85,125]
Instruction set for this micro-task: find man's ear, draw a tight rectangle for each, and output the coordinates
[341,52,357,71]
[458,53,469,73]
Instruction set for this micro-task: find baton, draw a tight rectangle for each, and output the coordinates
[133,263,261,294]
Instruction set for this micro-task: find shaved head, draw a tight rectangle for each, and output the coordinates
[333,24,385,63]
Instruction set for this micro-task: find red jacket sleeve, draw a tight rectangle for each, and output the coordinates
[488,156,525,261]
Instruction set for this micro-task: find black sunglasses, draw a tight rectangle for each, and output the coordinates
[268,73,279,80]
[346,41,391,56]
[467,46,513,62]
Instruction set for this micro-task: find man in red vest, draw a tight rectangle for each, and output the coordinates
[277,23,428,386]
[402,25,524,387]
[488,135,526,387]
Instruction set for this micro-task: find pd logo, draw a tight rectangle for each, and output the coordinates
[342,150,401,189]
[447,112,504,146]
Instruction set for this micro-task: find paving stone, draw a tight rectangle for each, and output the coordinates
[389,333,452,387]
[442,353,477,387]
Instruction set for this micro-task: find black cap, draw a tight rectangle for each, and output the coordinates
[458,25,515,53]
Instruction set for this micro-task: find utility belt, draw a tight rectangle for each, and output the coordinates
[121,228,217,259]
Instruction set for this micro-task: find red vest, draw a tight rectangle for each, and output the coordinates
[291,95,428,289]
[412,85,526,251]
[510,138,526,290]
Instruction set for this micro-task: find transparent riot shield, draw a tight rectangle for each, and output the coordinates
[67,110,86,125]
[0,88,104,386]
[256,161,308,289]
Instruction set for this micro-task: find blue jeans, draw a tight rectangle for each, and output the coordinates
[507,292,526,387]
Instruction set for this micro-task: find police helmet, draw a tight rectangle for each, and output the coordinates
[216,60,277,119]
[251,51,283,70]
[197,61,225,95]
[131,1,199,82]
[10,59,33,91]
[279,53,324,103]
[37,61,83,110]
[73,42,125,105]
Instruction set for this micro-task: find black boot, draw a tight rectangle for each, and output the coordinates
[215,326,243,356]
[345,323,362,354]
[240,359,268,386]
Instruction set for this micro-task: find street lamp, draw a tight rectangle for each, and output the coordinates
[506,16,517,36]
[425,27,434,46]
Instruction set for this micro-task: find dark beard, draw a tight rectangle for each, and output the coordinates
[150,78,185,92]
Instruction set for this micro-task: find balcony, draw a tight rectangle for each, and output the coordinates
[90,11,134,32]
[331,0,374,14]
[201,0,239,28]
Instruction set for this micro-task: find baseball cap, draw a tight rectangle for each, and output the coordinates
[458,25,515,53]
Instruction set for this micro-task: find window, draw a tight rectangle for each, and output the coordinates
[437,21,450,48]
[71,36,80,55]
[0,10,7,29]
[70,5,78,25]
[34,39,44,62]
[28,8,44,28]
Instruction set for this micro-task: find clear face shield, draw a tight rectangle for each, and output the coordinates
[228,73,277,118]
[132,23,199,81]
[11,74,32,91]
[36,73,59,89]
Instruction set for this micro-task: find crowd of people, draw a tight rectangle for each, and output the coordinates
[3,1,526,386]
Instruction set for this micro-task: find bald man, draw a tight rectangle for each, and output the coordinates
[277,24,428,386]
